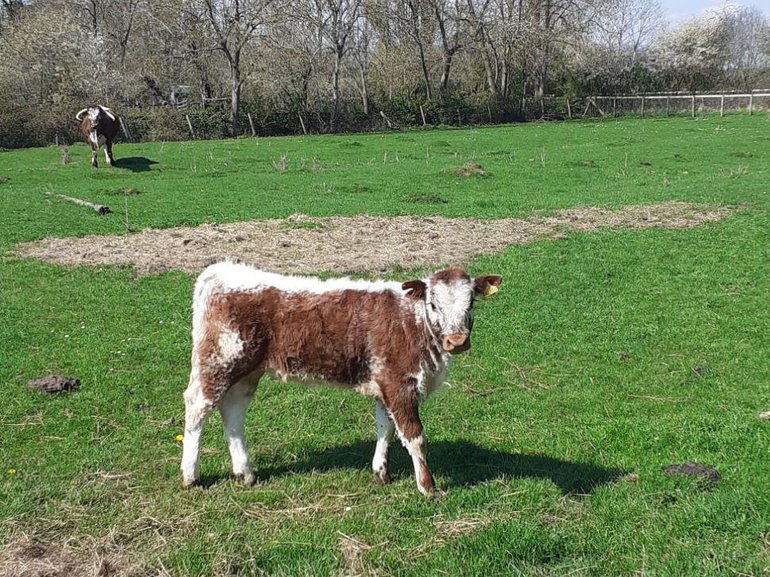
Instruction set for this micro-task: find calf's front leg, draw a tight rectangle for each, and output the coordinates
[380,382,436,496]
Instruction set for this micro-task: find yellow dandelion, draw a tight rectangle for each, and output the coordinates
[7,469,17,476]
[175,434,184,442]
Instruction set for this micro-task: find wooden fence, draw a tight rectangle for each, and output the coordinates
[581,91,770,119]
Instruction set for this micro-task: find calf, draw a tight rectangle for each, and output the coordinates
[180,262,502,495]
[75,105,120,168]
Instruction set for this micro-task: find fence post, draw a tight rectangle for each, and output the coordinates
[119,117,133,142]
[613,97,617,117]
[720,95,725,117]
[566,97,571,119]
[749,94,754,115]
[691,95,695,118]
[185,114,195,139]
[666,95,670,117]
[641,96,645,117]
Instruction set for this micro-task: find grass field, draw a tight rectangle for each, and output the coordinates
[1,114,769,576]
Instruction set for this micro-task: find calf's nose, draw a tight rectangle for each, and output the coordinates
[442,333,470,353]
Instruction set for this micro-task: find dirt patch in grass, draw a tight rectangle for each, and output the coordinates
[14,202,733,277]
[451,161,487,177]
[0,533,142,577]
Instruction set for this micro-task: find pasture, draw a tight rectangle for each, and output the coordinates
[1,115,769,576]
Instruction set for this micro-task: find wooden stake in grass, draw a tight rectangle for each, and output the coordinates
[379,110,393,129]
[47,192,110,215]
[124,191,132,233]
[186,114,196,139]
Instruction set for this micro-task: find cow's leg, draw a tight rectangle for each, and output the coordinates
[218,371,261,485]
[382,385,435,496]
[372,399,395,484]
[104,140,114,166]
[181,367,215,487]
[89,131,99,168]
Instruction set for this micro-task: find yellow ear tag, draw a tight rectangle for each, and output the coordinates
[483,284,499,297]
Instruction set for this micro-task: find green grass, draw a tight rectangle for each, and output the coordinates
[1,115,769,576]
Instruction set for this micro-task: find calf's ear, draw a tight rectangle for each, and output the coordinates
[402,280,427,300]
[474,275,503,297]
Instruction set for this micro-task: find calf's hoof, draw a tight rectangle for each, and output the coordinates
[373,470,391,485]
[237,470,257,486]
[182,476,201,488]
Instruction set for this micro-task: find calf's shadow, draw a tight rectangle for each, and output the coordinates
[202,440,626,495]
[113,157,157,172]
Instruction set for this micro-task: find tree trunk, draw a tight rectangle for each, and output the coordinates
[229,53,242,137]
[331,47,342,132]
[417,40,432,101]
[359,61,370,116]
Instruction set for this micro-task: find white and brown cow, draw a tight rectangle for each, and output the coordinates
[75,105,119,168]
[180,262,502,495]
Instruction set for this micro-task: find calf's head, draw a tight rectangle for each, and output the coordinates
[403,269,502,354]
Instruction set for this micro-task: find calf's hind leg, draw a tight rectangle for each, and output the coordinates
[372,399,395,484]
[219,371,261,485]
[181,367,215,486]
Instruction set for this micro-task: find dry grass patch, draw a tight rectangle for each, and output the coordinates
[451,161,487,177]
[14,202,733,277]
[0,532,146,577]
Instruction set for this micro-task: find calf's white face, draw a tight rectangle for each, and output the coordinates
[403,269,502,354]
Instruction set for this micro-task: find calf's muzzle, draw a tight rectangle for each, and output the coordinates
[442,333,470,353]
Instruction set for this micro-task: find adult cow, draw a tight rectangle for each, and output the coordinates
[180,262,502,496]
[75,105,119,168]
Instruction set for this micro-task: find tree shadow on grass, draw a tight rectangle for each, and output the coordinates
[114,157,158,172]
[201,440,626,495]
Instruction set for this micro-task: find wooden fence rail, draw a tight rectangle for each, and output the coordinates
[589,92,770,118]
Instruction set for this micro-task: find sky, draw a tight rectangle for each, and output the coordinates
[659,0,770,23]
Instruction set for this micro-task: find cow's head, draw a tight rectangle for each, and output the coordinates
[75,105,104,128]
[403,268,502,354]
[87,106,105,129]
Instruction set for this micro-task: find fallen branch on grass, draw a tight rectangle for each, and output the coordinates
[47,192,111,215]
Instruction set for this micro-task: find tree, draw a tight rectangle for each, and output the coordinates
[723,6,770,90]
[427,0,465,94]
[194,0,275,136]
[651,9,732,92]
[588,0,662,93]
[321,0,363,131]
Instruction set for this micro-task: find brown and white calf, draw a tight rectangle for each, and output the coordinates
[75,105,119,168]
[181,262,502,495]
